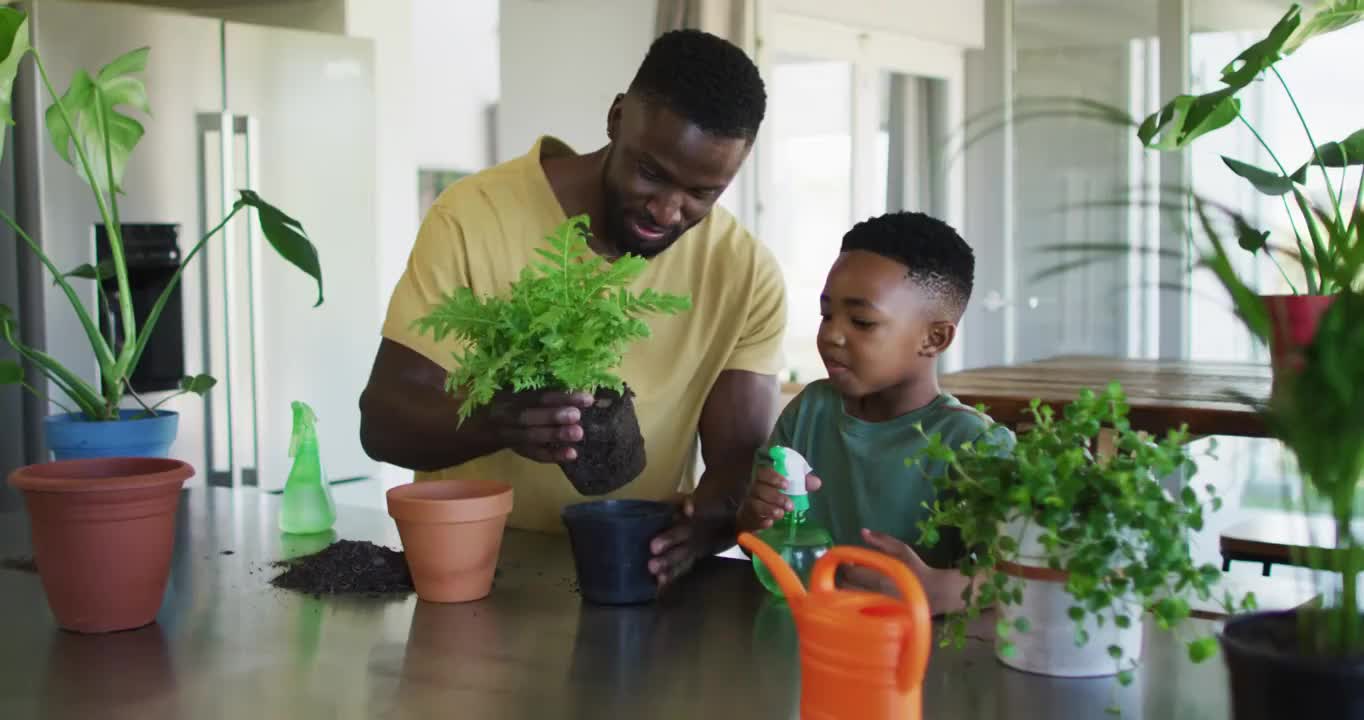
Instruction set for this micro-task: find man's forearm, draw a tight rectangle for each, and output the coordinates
[359,387,503,471]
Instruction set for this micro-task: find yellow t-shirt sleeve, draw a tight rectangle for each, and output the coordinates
[381,206,469,372]
[723,242,787,376]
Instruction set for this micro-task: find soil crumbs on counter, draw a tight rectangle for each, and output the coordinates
[269,540,413,598]
[2,555,37,574]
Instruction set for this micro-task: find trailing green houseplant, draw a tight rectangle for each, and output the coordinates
[910,383,1254,686]
[0,9,322,430]
[413,213,691,495]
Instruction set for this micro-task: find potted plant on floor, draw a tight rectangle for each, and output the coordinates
[910,383,1255,686]
[412,213,691,496]
[0,7,323,460]
[1134,0,1363,393]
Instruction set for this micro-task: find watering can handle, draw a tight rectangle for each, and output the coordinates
[810,546,933,694]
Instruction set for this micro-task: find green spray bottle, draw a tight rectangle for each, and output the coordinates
[751,446,832,597]
[279,400,336,535]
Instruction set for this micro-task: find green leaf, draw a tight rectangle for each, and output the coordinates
[1139,88,1241,151]
[0,359,21,384]
[1108,644,1123,659]
[1068,606,1085,622]
[45,47,151,195]
[1223,156,1297,196]
[1115,614,1132,629]
[0,8,31,165]
[1283,0,1364,54]
[998,642,1017,659]
[1290,128,1364,182]
[178,373,216,396]
[236,190,324,307]
[1014,617,1031,633]
[56,259,115,284]
[1188,636,1219,663]
[1219,6,1301,88]
[1117,670,1134,687]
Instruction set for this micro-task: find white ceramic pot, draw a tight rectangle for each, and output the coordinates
[995,517,1143,677]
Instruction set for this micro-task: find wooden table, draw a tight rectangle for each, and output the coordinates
[1220,510,1364,575]
[940,355,1272,438]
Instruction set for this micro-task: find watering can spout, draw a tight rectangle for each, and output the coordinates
[739,532,807,601]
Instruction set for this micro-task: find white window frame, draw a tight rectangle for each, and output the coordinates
[752,8,969,372]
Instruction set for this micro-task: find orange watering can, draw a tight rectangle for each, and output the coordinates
[739,531,932,720]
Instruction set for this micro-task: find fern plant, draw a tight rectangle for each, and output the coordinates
[413,214,691,422]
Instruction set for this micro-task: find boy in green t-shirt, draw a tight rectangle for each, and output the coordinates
[738,211,1010,614]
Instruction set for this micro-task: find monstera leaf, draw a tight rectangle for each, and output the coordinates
[45,47,151,195]
[0,8,30,165]
[1218,5,1301,88]
[1139,6,1301,151]
[238,190,324,307]
[1284,0,1364,54]
[1291,128,1364,182]
[1138,88,1241,150]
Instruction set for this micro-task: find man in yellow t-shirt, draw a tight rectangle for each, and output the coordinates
[359,29,785,587]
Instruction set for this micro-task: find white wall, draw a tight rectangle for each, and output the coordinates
[413,0,499,172]
[772,0,984,48]
[497,0,655,163]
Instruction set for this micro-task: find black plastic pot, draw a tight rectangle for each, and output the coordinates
[1221,609,1364,720]
[561,499,675,605]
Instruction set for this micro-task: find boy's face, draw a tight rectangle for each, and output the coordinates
[817,250,956,397]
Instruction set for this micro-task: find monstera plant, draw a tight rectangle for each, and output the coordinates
[0,8,322,449]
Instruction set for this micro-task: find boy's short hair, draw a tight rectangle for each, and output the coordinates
[840,211,974,318]
[628,29,766,141]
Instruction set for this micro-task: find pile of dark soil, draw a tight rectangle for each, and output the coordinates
[269,540,413,598]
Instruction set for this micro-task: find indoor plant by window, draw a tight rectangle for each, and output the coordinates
[0,8,323,459]
[909,383,1254,687]
[413,213,691,496]
[1134,1,1363,392]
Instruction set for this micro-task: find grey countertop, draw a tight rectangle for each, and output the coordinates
[0,486,1233,719]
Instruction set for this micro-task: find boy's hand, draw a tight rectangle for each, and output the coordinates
[840,529,970,616]
[737,467,822,532]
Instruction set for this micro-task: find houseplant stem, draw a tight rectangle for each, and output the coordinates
[33,53,135,378]
[1272,65,1344,226]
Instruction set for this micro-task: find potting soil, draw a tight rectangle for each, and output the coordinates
[269,539,414,597]
[560,386,647,496]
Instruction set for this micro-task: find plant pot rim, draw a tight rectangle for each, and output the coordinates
[561,498,674,524]
[1260,293,1338,301]
[1221,609,1364,671]
[8,457,193,494]
[387,478,513,524]
[45,409,181,424]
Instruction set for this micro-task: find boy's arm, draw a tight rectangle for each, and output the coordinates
[851,530,990,616]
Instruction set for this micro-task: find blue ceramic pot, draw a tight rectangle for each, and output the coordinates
[43,410,179,460]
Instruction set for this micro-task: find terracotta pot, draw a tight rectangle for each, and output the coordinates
[1263,294,1336,383]
[386,478,513,603]
[8,457,194,633]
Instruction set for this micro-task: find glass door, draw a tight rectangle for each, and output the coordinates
[757,14,966,382]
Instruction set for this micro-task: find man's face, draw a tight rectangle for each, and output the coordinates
[601,94,751,258]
